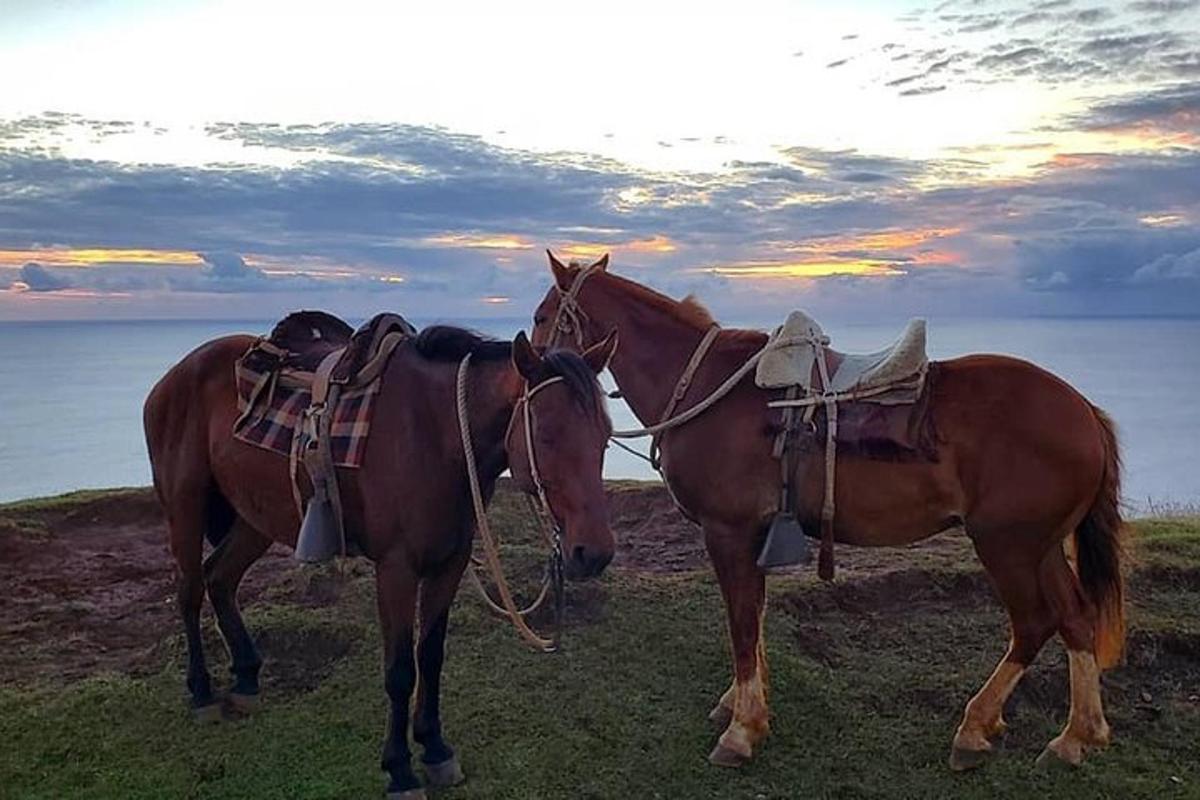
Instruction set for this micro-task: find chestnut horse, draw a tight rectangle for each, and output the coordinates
[531,253,1125,772]
[144,323,618,798]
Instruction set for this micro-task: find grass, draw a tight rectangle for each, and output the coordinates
[1,490,1198,799]
[0,487,147,515]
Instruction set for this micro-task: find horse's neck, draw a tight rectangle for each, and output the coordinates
[469,361,521,481]
[587,282,708,425]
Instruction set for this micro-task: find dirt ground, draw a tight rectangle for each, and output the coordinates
[0,483,978,685]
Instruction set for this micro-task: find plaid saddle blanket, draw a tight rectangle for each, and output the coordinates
[233,364,381,467]
[233,311,393,468]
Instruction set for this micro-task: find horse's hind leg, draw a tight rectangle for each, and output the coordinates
[1035,545,1111,768]
[164,494,222,721]
[705,522,770,767]
[204,518,271,714]
[950,536,1057,771]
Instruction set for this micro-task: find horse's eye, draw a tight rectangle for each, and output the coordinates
[534,315,547,325]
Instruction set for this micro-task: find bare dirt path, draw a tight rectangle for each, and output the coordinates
[0,483,973,684]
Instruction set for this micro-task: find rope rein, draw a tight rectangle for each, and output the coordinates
[456,354,564,652]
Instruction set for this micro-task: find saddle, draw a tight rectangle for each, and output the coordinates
[757,310,927,396]
[234,311,417,562]
[754,311,935,580]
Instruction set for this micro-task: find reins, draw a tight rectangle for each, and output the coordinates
[456,353,565,653]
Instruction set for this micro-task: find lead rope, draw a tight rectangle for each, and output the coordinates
[457,355,565,652]
[609,341,770,440]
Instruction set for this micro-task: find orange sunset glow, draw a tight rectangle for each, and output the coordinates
[701,260,905,279]
[0,248,207,268]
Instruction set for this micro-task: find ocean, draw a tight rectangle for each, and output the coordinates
[1,316,1197,512]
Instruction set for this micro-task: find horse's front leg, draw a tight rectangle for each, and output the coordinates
[705,521,770,767]
[412,546,470,788]
[709,634,769,730]
[375,556,423,799]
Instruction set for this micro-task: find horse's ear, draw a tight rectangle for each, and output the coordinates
[581,328,618,374]
[512,330,544,381]
[547,249,573,290]
[590,253,610,272]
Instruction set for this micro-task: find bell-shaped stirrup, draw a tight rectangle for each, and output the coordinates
[294,481,343,563]
[757,511,813,573]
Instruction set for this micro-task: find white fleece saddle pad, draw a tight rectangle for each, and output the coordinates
[756,310,928,394]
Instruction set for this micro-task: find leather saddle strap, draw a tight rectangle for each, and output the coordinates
[343,331,408,388]
[774,385,801,514]
[813,340,837,581]
[650,325,721,470]
[311,348,344,406]
[289,349,348,553]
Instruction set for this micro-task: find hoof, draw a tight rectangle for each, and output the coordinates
[387,790,426,800]
[192,702,223,725]
[948,746,991,772]
[708,704,733,730]
[225,692,261,715]
[708,743,749,768]
[423,756,464,787]
[1035,737,1083,770]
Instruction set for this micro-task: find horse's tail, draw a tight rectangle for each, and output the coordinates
[1075,406,1126,670]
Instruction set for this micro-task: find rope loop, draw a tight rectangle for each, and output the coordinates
[456,355,562,652]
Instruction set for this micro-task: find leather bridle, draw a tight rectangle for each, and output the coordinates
[506,374,568,543]
[544,261,605,350]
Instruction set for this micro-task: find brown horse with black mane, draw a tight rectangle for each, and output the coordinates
[531,253,1125,772]
[144,320,618,799]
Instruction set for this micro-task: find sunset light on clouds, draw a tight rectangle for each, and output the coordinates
[1,0,1198,320]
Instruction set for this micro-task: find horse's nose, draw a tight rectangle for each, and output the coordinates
[568,543,614,579]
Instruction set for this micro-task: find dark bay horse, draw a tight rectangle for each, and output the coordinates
[144,323,618,798]
[531,253,1125,772]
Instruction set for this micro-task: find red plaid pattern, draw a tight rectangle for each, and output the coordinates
[233,360,381,467]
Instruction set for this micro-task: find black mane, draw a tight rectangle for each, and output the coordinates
[413,325,605,419]
[413,325,512,362]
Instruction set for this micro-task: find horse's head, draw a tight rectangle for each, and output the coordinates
[531,251,611,352]
[507,330,619,580]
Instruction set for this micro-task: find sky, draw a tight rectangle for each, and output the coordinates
[1,0,1199,321]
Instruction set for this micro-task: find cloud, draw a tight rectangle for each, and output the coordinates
[1131,247,1200,282]
[16,263,70,291]
[900,85,948,96]
[200,251,262,280]
[2,114,1199,318]
[1128,0,1199,13]
[1065,82,1200,138]
[877,0,1200,94]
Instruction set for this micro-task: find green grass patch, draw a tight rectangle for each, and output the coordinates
[0,487,147,515]
[1,492,1197,799]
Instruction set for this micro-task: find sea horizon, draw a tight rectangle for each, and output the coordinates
[2,314,1198,513]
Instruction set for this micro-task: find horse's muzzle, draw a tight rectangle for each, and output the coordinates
[564,542,614,581]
